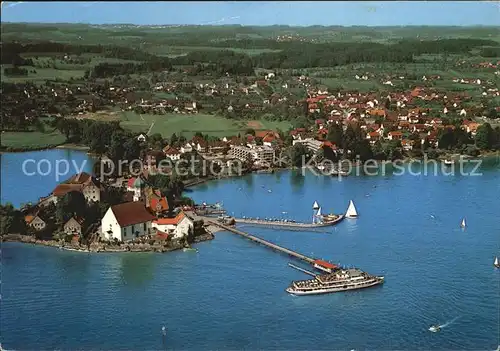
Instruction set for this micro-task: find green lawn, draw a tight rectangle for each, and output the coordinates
[1,131,66,149]
[119,112,291,139]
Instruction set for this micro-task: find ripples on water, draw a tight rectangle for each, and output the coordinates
[1,157,500,350]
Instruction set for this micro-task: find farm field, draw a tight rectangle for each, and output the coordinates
[0,131,66,149]
[118,112,292,139]
[1,66,86,83]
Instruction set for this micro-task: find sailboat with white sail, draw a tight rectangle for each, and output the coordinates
[313,207,323,224]
[494,257,500,269]
[345,200,358,218]
[460,217,466,228]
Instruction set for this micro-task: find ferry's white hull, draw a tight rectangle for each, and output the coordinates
[286,277,384,296]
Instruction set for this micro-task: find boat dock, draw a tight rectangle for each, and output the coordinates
[288,263,317,276]
[206,219,316,265]
[232,216,344,228]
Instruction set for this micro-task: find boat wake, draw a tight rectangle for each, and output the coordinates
[440,316,460,328]
[430,316,460,332]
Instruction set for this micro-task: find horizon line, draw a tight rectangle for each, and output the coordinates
[2,21,500,28]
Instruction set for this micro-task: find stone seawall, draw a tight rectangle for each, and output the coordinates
[1,233,215,253]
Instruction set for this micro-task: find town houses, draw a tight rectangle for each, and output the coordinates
[151,211,194,239]
[38,172,102,206]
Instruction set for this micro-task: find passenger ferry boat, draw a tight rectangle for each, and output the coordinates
[286,266,384,296]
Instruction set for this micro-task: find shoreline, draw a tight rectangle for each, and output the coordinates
[0,143,90,154]
[1,232,215,254]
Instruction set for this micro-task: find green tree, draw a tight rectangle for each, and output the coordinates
[326,124,343,147]
[0,203,26,235]
[56,191,87,224]
[123,138,141,161]
[170,133,178,146]
[475,123,493,150]
[487,108,498,120]
[290,144,311,167]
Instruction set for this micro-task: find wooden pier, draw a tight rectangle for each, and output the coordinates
[206,219,316,264]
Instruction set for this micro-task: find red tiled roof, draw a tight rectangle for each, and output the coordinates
[66,172,92,184]
[368,109,386,117]
[150,196,169,212]
[110,202,156,227]
[153,212,185,225]
[53,184,83,197]
[164,147,180,155]
[262,135,275,143]
[314,259,337,269]
[255,130,276,139]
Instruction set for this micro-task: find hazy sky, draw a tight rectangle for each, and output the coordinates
[1,1,499,26]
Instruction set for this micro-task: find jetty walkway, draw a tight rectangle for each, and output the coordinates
[205,219,315,264]
[231,216,344,229]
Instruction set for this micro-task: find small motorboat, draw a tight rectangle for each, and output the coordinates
[183,247,198,253]
[494,256,500,268]
[429,324,441,332]
[443,159,454,166]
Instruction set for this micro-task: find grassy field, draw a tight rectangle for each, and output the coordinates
[118,111,292,139]
[1,66,85,83]
[20,54,144,70]
[147,45,281,57]
[1,131,66,149]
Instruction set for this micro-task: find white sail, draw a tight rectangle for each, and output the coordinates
[495,257,499,266]
[316,207,322,217]
[313,201,319,210]
[460,218,466,227]
[346,200,358,218]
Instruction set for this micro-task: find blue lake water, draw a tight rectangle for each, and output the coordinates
[1,150,500,350]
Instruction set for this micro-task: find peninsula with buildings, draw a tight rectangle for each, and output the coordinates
[2,171,214,252]
[2,24,500,250]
